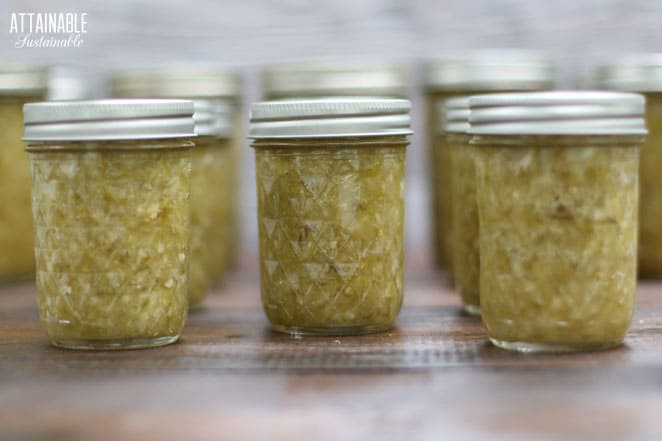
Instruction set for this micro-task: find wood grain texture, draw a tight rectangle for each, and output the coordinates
[1,272,662,440]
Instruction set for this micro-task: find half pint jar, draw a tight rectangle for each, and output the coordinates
[597,54,662,277]
[0,65,48,282]
[249,98,411,336]
[441,97,480,315]
[185,100,236,307]
[469,92,646,352]
[23,99,195,350]
[425,50,554,269]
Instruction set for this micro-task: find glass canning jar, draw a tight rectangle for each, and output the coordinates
[111,68,243,295]
[249,98,412,336]
[596,55,662,277]
[23,99,195,350]
[0,65,49,282]
[424,50,554,269]
[469,92,646,352]
[187,100,236,307]
[441,97,479,315]
[640,92,662,277]
[433,99,455,278]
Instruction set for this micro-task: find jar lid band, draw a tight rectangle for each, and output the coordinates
[468,91,647,135]
[23,99,196,141]
[438,96,470,133]
[248,97,412,139]
[193,99,235,137]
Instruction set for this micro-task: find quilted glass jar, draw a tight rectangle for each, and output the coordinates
[0,65,48,282]
[23,99,195,350]
[249,98,411,336]
[425,50,553,268]
[470,92,646,352]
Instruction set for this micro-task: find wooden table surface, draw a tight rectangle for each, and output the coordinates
[2,270,662,441]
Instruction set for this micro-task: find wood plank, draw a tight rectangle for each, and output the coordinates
[1,272,661,440]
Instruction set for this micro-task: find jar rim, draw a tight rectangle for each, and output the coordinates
[24,138,194,152]
[469,133,645,148]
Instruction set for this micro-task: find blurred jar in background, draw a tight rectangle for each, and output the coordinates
[424,50,554,271]
[597,54,662,278]
[184,100,236,307]
[440,97,479,315]
[0,65,49,282]
[111,67,243,304]
[261,60,409,99]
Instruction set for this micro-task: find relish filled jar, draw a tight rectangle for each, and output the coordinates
[23,99,195,350]
[185,100,236,306]
[441,97,479,315]
[470,92,646,352]
[111,68,243,300]
[597,55,662,277]
[0,65,48,282]
[425,50,554,269]
[249,98,411,336]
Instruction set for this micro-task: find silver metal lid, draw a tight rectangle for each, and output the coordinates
[110,67,241,99]
[249,97,412,139]
[193,99,235,137]
[0,65,49,96]
[439,96,470,134]
[23,99,196,141]
[596,54,662,92]
[262,60,409,98]
[468,91,647,135]
[425,49,554,91]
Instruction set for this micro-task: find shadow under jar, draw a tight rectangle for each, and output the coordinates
[469,92,647,353]
[23,99,195,350]
[249,98,412,336]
